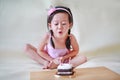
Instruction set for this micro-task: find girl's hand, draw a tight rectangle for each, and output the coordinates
[47,60,58,69]
[60,57,64,63]
[44,57,65,69]
[53,57,65,64]
[53,57,61,64]
[43,60,57,69]
[47,57,63,69]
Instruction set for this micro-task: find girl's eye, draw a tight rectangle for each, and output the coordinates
[62,23,66,25]
[54,23,58,25]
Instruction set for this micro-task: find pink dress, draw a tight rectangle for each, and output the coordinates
[44,42,69,59]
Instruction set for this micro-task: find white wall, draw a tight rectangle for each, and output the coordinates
[0,0,120,52]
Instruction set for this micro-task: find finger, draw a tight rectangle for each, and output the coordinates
[48,61,52,67]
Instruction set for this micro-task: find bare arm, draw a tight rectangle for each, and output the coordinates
[37,33,53,62]
[62,34,79,61]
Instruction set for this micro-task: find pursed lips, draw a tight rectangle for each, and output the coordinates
[58,30,63,34]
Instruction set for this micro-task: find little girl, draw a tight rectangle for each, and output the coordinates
[25,6,87,69]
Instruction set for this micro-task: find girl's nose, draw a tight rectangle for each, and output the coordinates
[58,24,62,29]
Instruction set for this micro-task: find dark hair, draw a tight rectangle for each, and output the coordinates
[47,6,73,50]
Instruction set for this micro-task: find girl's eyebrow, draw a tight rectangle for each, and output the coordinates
[53,20,68,22]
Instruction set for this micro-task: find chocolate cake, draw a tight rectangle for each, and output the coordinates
[57,63,74,75]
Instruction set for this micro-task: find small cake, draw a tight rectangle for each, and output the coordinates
[57,63,74,75]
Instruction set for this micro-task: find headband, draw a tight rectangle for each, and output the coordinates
[48,7,72,17]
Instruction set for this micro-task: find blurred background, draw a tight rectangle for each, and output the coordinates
[0,0,120,52]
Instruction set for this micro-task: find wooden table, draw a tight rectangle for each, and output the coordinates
[30,66,120,80]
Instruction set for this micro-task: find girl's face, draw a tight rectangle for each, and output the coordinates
[49,13,72,39]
